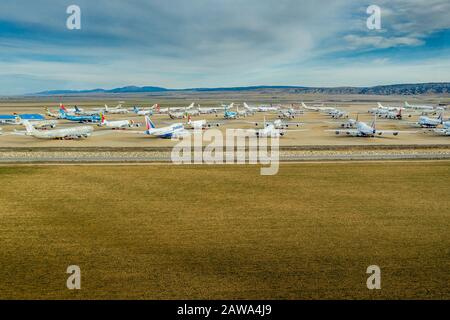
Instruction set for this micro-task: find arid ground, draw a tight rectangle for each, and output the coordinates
[0,162,448,299]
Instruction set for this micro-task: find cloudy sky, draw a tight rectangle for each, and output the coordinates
[0,0,449,94]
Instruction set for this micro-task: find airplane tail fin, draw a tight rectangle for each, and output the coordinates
[438,113,443,123]
[74,106,80,112]
[100,113,106,124]
[145,116,156,130]
[301,102,307,108]
[371,114,376,130]
[187,115,192,124]
[405,101,411,108]
[59,107,67,117]
[377,102,383,108]
[23,120,36,133]
[104,104,109,111]
[187,103,194,109]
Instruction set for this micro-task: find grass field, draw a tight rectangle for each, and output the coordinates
[0,162,449,299]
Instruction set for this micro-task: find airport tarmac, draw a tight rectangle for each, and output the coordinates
[0,99,448,148]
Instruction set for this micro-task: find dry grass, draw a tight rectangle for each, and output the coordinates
[0,162,449,299]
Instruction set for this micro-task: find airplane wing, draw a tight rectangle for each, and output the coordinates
[374,130,417,136]
[325,129,359,135]
[91,130,120,137]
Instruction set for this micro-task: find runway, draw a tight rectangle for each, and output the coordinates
[1,145,448,163]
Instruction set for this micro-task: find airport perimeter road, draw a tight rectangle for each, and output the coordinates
[0,146,449,163]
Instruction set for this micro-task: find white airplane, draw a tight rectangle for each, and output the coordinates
[169,111,186,119]
[132,105,154,116]
[18,120,93,139]
[380,108,403,120]
[340,118,358,128]
[236,104,250,117]
[250,117,304,131]
[404,101,435,111]
[433,121,450,136]
[326,108,348,119]
[302,102,335,112]
[198,106,219,114]
[168,102,195,112]
[255,118,285,137]
[185,108,200,116]
[99,114,136,129]
[74,106,100,116]
[326,115,410,137]
[278,105,303,119]
[185,116,221,130]
[414,114,444,128]
[243,103,258,114]
[257,105,279,112]
[139,116,190,139]
[152,104,169,114]
[45,107,64,119]
[14,116,57,129]
[103,104,129,114]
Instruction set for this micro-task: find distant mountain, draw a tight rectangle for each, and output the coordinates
[33,83,449,95]
[35,86,167,95]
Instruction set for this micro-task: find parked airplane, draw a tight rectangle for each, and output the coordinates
[185,116,221,130]
[14,116,57,129]
[380,108,403,120]
[278,107,303,119]
[57,104,83,114]
[59,106,101,123]
[198,106,219,114]
[404,101,435,111]
[18,120,93,139]
[74,106,101,116]
[132,105,154,116]
[327,108,348,119]
[169,102,195,112]
[153,104,169,114]
[340,118,357,128]
[243,102,258,114]
[140,116,189,139]
[302,102,336,112]
[255,118,285,137]
[185,107,200,116]
[257,105,279,112]
[45,107,63,119]
[169,111,186,119]
[99,114,136,129]
[223,103,238,119]
[433,121,450,136]
[414,114,443,128]
[103,104,129,114]
[250,119,301,129]
[326,116,404,137]
[236,104,250,117]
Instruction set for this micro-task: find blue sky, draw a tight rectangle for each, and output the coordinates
[0,0,449,95]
